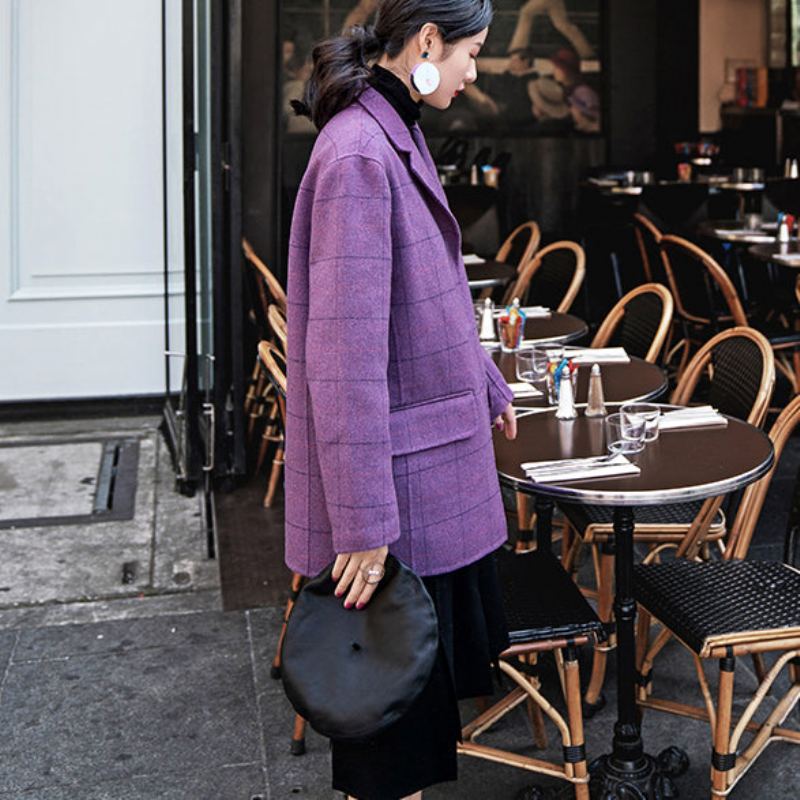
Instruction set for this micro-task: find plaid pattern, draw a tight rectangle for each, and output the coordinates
[285,88,513,577]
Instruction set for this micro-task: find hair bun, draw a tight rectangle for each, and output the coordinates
[347,24,384,63]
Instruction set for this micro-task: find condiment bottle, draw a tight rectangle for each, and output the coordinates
[479,298,496,341]
[555,366,578,420]
[585,363,608,418]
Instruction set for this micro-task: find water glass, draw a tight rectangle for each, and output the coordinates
[515,347,549,389]
[621,403,661,442]
[605,412,646,455]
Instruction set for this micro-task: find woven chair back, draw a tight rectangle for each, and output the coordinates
[495,221,541,273]
[670,326,775,427]
[726,394,800,560]
[503,240,585,311]
[659,235,747,329]
[591,283,674,363]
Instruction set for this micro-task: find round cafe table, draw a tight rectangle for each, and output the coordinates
[465,259,516,290]
[494,351,667,407]
[748,240,800,266]
[492,410,774,797]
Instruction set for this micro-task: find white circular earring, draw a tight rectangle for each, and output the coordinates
[410,52,440,96]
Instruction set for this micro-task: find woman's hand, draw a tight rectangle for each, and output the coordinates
[332,545,389,610]
[494,402,518,440]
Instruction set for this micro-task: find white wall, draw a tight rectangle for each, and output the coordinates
[0,0,184,401]
[699,0,768,131]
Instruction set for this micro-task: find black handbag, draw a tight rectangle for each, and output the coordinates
[281,555,439,741]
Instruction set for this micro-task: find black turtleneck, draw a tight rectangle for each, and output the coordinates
[369,65,422,127]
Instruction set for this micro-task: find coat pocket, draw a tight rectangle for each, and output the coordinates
[389,390,480,457]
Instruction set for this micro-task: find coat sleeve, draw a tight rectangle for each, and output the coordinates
[481,347,514,419]
[305,154,401,555]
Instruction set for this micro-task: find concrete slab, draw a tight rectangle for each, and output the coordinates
[0,589,222,631]
[0,442,102,521]
[0,625,263,795]
[0,763,268,800]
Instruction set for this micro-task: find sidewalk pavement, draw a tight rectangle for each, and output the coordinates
[0,415,797,799]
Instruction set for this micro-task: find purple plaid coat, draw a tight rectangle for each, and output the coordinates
[285,87,513,577]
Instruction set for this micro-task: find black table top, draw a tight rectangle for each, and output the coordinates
[495,353,667,407]
[465,260,516,289]
[748,241,800,267]
[492,408,774,507]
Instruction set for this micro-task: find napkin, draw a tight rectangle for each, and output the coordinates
[463,254,486,265]
[493,306,551,319]
[772,252,800,265]
[658,405,728,431]
[555,347,630,365]
[508,382,543,399]
[714,229,774,243]
[522,453,641,483]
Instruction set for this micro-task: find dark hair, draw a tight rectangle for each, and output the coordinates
[291,1,493,130]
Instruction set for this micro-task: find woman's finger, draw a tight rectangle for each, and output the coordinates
[504,406,518,440]
[355,578,379,609]
[334,557,359,598]
[332,553,349,582]
[344,567,367,609]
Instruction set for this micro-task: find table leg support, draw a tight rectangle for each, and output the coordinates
[590,507,689,798]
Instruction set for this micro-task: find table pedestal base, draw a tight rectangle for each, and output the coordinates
[590,746,689,799]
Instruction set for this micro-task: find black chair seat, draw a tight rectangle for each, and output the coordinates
[496,547,605,645]
[561,500,723,536]
[634,560,800,655]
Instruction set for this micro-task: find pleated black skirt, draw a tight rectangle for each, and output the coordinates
[330,549,510,800]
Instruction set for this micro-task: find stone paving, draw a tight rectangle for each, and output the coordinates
[0,415,797,799]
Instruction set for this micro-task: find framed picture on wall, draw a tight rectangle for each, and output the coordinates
[280,1,604,137]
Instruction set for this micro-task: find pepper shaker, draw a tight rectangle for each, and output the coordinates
[585,363,608,417]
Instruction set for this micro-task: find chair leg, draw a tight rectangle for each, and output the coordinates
[711,653,736,797]
[563,647,590,800]
[256,398,280,472]
[291,714,307,755]
[523,654,548,749]
[263,444,285,508]
[584,543,614,713]
[515,492,535,551]
[271,572,304,678]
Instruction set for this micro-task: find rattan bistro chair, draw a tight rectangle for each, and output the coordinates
[459,532,605,800]
[502,241,586,310]
[257,341,286,509]
[659,235,749,377]
[632,212,666,285]
[242,238,288,438]
[590,283,674,363]
[634,398,800,797]
[254,305,288,473]
[560,327,775,714]
[497,221,542,273]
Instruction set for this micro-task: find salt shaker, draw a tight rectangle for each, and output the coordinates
[555,368,578,420]
[779,213,791,244]
[479,298,496,341]
[585,363,608,417]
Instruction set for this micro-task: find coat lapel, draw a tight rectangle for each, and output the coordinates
[357,88,462,248]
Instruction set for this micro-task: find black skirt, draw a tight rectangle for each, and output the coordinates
[331,549,510,800]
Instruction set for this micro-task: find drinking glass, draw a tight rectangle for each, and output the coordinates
[621,402,661,442]
[605,412,646,455]
[497,314,524,352]
[516,347,549,389]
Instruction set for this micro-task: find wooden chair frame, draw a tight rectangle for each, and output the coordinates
[562,327,775,712]
[257,340,286,508]
[634,401,800,796]
[502,240,586,310]
[590,282,674,363]
[268,303,287,353]
[496,220,542,272]
[459,641,592,799]
[254,305,288,472]
[632,212,663,284]
[658,235,749,378]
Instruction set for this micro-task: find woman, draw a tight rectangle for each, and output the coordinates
[285,2,516,797]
